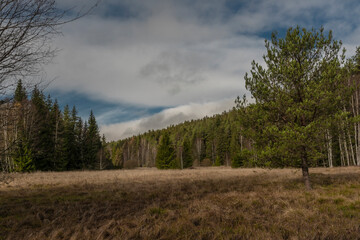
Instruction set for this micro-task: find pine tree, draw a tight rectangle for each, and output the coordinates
[76,118,85,168]
[13,144,34,172]
[50,100,63,170]
[14,80,27,103]
[156,132,176,169]
[60,105,82,170]
[29,86,54,170]
[182,137,193,168]
[242,26,346,189]
[12,80,33,171]
[84,110,101,169]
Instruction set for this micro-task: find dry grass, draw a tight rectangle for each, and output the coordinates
[1,167,360,239]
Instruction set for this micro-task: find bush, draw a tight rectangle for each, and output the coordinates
[123,160,138,169]
[200,158,212,167]
[192,159,200,167]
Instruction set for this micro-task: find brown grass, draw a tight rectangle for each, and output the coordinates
[1,167,360,239]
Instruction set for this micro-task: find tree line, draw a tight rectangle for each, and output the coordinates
[0,80,111,172]
[109,110,251,169]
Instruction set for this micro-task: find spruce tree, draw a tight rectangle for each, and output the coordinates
[30,86,54,170]
[50,100,64,170]
[182,137,193,168]
[156,132,176,169]
[84,110,101,169]
[14,80,27,103]
[61,105,72,169]
[13,145,34,172]
[13,79,33,171]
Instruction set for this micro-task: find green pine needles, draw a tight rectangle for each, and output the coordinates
[241,26,347,189]
[14,144,34,172]
[156,133,177,169]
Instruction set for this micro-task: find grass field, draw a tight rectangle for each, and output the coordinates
[1,167,360,239]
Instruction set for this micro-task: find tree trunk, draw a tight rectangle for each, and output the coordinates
[99,147,103,170]
[180,146,183,169]
[357,122,360,166]
[356,86,360,165]
[195,138,202,162]
[325,129,333,168]
[301,146,311,190]
[344,136,350,166]
[354,123,360,166]
[340,120,350,166]
[240,134,243,151]
[352,91,359,165]
[339,135,345,167]
[346,127,356,166]
[212,141,215,164]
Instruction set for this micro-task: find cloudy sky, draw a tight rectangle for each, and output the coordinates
[45,0,360,141]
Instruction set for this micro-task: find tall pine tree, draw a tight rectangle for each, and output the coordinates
[241,26,346,189]
[156,132,176,169]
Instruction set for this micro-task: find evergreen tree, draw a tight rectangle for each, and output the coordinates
[61,105,78,170]
[12,80,32,171]
[84,110,101,169]
[50,100,64,170]
[13,144,34,172]
[82,120,89,168]
[241,26,346,189]
[76,118,85,168]
[182,137,193,168]
[30,86,54,170]
[156,132,176,169]
[69,106,81,169]
[14,80,27,103]
[5,82,106,172]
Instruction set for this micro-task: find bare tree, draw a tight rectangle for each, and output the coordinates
[0,0,97,94]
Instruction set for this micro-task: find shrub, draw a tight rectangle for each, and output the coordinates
[192,159,200,167]
[232,150,251,168]
[123,160,138,169]
[201,158,212,167]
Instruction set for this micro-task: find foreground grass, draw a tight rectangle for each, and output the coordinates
[1,167,360,239]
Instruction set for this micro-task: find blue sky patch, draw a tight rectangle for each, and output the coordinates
[49,90,167,125]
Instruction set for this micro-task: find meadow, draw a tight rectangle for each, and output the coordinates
[1,167,360,239]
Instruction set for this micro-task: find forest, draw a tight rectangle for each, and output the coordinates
[0,80,110,172]
[0,0,111,173]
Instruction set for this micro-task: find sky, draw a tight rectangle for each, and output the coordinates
[43,0,360,141]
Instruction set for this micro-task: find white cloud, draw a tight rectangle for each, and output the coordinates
[100,98,235,140]
[46,1,265,107]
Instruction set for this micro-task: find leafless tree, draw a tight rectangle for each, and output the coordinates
[0,0,98,94]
